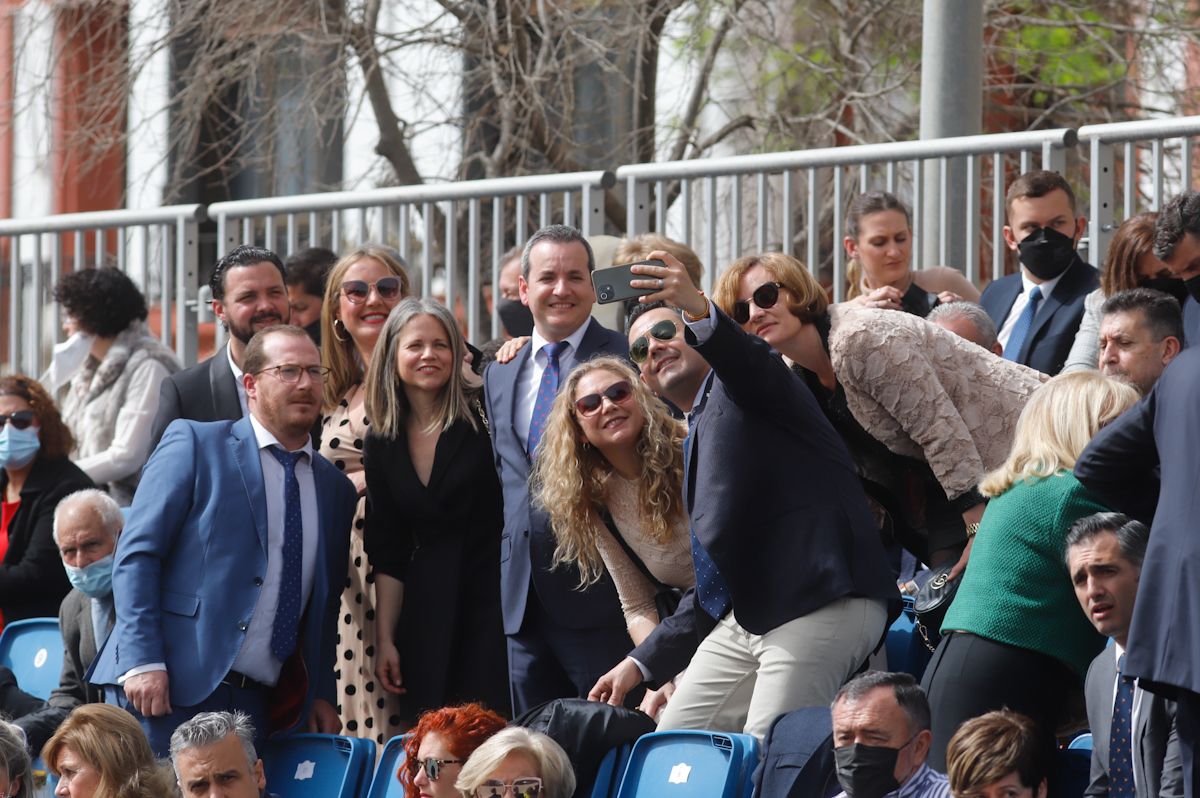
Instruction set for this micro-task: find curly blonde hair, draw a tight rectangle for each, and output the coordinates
[531,356,686,586]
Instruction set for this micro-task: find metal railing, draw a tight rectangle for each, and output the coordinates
[617,128,1076,300]
[0,205,203,376]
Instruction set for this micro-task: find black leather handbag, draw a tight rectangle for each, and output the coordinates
[912,561,961,652]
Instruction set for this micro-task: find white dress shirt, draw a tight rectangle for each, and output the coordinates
[514,320,592,448]
[227,343,250,416]
[996,269,1065,350]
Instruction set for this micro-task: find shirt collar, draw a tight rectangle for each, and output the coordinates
[530,318,592,362]
[896,763,939,798]
[248,413,313,459]
[226,342,244,381]
[1020,265,1066,300]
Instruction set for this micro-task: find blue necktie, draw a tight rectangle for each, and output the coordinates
[527,341,569,455]
[267,446,304,662]
[1003,285,1042,361]
[1109,653,1135,798]
[684,403,731,620]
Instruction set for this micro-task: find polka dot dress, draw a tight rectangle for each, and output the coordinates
[320,385,403,745]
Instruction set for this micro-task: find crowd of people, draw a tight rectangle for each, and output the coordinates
[0,168,1198,798]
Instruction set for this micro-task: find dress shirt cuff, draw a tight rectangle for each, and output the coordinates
[118,663,166,684]
[682,299,717,344]
[629,657,652,682]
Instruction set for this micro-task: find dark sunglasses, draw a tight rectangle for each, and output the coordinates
[575,380,635,417]
[732,281,784,324]
[341,277,404,304]
[0,410,35,430]
[418,757,463,781]
[629,319,680,364]
[475,778,543,798]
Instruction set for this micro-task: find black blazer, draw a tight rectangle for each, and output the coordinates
[483,318,630,634]
[148,348,242,452]
[631,308,898,682]
[0,456,93,622]
[1076,347,1200,697]
[363,413,510,717]
[980,255,1100,375]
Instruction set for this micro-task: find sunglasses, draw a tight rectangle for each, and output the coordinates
[629,319,680,364]
[418,757,463,781]
[0,410,35,430]
[475,777,543,798]
[732,281,784,324]
[342,277,404,304]
[574,380,635,417]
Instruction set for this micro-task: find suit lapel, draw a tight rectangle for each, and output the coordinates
[211,347,243,421]
[230,418,269,552]
[495,346,531,456]
[1019,261,1083,362]
[992,278,1023,328]
[427,419,468,492]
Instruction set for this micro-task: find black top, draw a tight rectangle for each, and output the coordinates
[900,281,940,318]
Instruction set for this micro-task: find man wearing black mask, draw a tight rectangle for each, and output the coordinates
[981,170,1099,375]
[831,671,950,798]
[1154,190,1200,348]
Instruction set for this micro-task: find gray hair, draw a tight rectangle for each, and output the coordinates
[169,712,258,780]
[455,727,576,798]
[0,722,30,798]
[52,489,123,545]
[520,225,596,279]
[833,670,932,735]
[927,301,999,351]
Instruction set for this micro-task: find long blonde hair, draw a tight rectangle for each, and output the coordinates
[531,356,685,586]
[320,245,412,411]
[363,298,479,439]
[979,372,1139,497]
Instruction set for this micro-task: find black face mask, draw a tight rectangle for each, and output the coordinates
[1140,275,1190,306]
[1017,226,1077,281]
[834,741,905,798]
[497,298,534,337]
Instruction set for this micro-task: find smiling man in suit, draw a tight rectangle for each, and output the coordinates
[149,245,292,451]
[981,170,1099,375]
[1066,512,1182,798]
[90,325,356,755]
[483,224,633,714]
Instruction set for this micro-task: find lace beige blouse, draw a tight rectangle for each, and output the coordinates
[593,475,694,631]
[829,304,1049,502]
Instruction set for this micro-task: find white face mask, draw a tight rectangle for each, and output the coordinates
[40,331,94,392]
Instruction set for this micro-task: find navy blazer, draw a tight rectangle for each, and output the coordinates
[483,318,630,635]
[630,308,898,682]
[148,349,242,452]
[980,255,1099,375]
[1075,347,1200,697]
[89,417,356,728]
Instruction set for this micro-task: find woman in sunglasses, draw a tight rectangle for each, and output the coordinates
[0,376,93,629]
[843,191,978,313]
[711,252,1045,573]
[363,298,510,722]
[401,702,506,798]
[531,355,693,716]
[456,727,575,798]
[317,245,412,740]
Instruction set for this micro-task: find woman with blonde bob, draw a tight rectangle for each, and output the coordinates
[363,298,509,721]
[946,711,1050,798]
[711,252,1045,570]
[455,727,576,798]
[317,244,411,739]
[42,704,175,798]
[921,372,1140,769]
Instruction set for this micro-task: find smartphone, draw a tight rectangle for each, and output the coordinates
[593,259,664,304]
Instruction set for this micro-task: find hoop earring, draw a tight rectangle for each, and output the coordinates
[332,318,348,343]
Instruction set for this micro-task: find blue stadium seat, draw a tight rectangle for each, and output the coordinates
[1067,733,1093,752]
[0,618,62,701]
[366,735,410,798]
[616,731,760,798]
[263,733,376,798]
[591,743,632,798]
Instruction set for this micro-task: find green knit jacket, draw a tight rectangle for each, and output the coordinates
[941,471,1108,676]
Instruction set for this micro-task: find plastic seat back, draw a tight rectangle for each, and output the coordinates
[591,744,632,798]
[1067,733,1093,752]
[0,619,62,701]
[263,733,375,798]
[617,731,759,798]
[366,735,411,798]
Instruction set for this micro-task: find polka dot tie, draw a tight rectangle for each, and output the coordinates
[527,341,569,455]
[1109,653,1135,798]
[268,446,304,663]
[685,404,731,620]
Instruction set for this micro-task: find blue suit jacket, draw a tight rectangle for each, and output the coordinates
[89,416,355,725]
[980,255,1099,375]
[1182,297,1200,348]
[483,318,630,635]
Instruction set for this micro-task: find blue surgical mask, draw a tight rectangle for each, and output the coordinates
[63,553,115,598]
[0,425,40,470]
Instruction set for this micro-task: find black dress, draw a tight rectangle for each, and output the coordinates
[362,412,511,719]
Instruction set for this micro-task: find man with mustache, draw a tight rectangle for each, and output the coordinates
[149,245,292,450]
[89,325,356,755]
